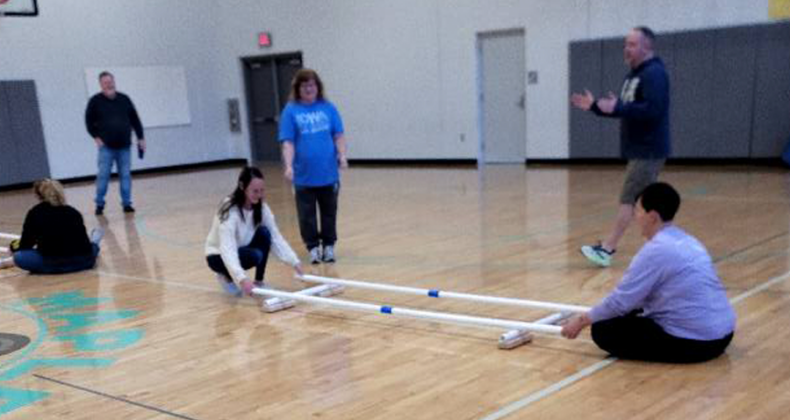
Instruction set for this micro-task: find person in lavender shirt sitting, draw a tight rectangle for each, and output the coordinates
[562,182,736,363]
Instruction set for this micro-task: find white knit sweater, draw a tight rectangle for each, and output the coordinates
[204,201,300,282]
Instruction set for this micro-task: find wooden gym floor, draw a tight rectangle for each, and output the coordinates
[0,162,789,419]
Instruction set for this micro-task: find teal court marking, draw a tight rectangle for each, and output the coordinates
[72,179,790,419]
[687,185,709,196]
[133,212,204,249]
[59,230,790,419]
[0,291,145,415]
[0,303,48,372]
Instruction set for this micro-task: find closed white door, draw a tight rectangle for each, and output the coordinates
[477,30,526,163]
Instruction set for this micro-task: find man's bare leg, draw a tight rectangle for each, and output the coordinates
[602,203,634,253]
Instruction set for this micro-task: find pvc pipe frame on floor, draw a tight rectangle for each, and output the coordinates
[260,283,344,312]
[297,274,590,314]
[253,287,563,335]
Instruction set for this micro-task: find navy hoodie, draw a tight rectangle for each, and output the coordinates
[593,57,671,159]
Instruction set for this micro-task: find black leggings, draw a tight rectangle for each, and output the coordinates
[591,313,734,363]
[294,183,338,251]
[206,227,271,282]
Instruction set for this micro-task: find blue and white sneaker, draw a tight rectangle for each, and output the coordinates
[580,243,615,267]
[322,245,335,263]
[309,247,322,265]
[90,228,105,245]
[216,273,242,297]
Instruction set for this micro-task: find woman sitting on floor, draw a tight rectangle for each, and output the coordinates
[10,179,103,274]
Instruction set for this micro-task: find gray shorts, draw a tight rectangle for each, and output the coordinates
[619,159,665,204]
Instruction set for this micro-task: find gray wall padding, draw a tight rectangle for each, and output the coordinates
[751,24,790,157]
[0,80,50,186]
[569,21,790,159]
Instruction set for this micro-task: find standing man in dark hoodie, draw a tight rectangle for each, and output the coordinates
[85,71,145,216]
[571,26,670,267]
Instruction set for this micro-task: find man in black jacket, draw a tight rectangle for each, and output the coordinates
[85,71,146,215]
[571,26,671,267]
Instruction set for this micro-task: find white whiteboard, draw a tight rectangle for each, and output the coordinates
[84,66,191,128]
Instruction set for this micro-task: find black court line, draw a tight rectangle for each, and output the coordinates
[33,374,200,420]
[713,231,790,264]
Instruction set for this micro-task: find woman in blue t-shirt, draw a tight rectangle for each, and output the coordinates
[278,69,348,265]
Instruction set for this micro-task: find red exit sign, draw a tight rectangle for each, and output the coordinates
[258,32,272,47]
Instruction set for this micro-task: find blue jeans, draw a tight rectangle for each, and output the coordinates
[13,244,100,274]
[206,226,272,282]
[96,146,132,208]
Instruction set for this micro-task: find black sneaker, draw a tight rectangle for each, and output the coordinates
[123,205,136,213]
[95,206,104,216]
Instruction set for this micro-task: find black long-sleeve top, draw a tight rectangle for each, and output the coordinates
[19,202,93,258]
[85,92,144,149]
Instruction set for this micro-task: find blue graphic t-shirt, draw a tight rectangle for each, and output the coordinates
[278,100,344,187]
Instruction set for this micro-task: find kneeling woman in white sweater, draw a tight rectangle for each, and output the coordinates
[205,166,303,297]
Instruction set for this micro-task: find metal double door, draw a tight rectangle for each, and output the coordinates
[243,52,303,162]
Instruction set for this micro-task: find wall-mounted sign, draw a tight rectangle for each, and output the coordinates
[258,32,272,48]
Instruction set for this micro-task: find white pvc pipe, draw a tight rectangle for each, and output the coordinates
[293,284,340,296]
[532,312,573,326]
[0,233,20,240]
[262,284,339,305]
[0,257,13,268]
[297,274,590,314]
[253,287,562,335]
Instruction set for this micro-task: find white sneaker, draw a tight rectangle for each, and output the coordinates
[309,247,322,265]
[90,228,105,245]
[580,244,615,268]
[322,245,335,263]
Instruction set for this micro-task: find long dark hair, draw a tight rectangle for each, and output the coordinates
[218,166,263,226]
